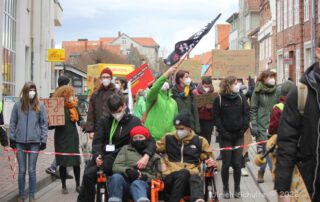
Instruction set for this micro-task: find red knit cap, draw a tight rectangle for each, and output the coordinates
[100,67,113,78]
[130,126,150,140]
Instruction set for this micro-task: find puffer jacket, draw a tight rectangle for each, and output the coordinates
[156,130,213,176]
[250,82,280,141]
[86,84,121,132]
[275,63,320,201]
[112,144,160,182]
[145,75,178,140]
[9,101,48,144]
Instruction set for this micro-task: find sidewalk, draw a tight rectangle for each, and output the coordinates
[0,130,56,202]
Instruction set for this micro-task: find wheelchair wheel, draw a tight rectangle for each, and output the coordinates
[96,185,107,202]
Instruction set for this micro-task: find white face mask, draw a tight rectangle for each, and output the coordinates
[28,90,36,99]
[115,83,121,90]
[267,78,276,86]
[203,87,210,93]
[233,85,240,93]
[161,82,170,91]
[102,78,111,87]
[177,130,188,139]
[183,77,192,86]
[112,109,125,122]
[68,96,74,102]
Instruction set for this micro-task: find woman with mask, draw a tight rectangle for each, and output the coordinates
[109,126,159,202]
[9,82,48,202]
[172,70,200,134]
[250,69,280,183]
[213,76,249,199]
[51,85,84,194]
[144,67,178,140]
[192,76,215,144]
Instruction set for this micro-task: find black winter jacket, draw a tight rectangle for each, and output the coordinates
[213,94,249,137]
[92,113,156,159]
[274,63,320,201]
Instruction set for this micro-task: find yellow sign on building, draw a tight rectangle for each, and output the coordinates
[48,49,65,62]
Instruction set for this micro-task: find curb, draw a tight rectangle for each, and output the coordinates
[0,174,54,202]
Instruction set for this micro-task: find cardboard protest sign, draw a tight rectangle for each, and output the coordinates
[41,98,65,126]
[3,97,20,125]
[212,50,255,79]
[126,63,155,95]
[195,92,218,108]
[179,60,202,83]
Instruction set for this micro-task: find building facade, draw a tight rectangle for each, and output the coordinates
[0,0,62,99]
[275,0,319,83]
[63,33,160,71]
[214,24,231,50]
[226,13,240,50]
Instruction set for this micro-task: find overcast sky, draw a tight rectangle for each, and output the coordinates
[55,0,239,57]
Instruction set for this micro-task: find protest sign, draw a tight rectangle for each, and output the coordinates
[195,92,218,108]
[41,98,65,126]
[179,60,202,83]
[212,49,255,79]
[126,63,155,95]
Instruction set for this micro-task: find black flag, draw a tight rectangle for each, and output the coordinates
[164,13,221,66]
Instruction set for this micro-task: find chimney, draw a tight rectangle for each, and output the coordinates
[118,31,121,37]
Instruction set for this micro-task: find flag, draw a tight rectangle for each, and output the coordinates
[127,80,134,114]
[164,13,221,66]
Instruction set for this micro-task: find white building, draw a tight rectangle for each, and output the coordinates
[226,13,239,50]
[0,0,63,99]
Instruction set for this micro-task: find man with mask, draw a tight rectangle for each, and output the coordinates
[85,67,121,139]
[144,66,178,140]
[156,112,217,202]
[108,126,159,202]
[77,94,156,202]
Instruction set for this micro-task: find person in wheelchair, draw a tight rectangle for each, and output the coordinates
[108,126,159,202]
[156,112,217,202]
[77,94,156,202]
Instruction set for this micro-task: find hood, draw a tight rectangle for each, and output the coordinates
[300,62,319,89]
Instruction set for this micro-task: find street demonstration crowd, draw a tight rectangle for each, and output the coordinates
[1,57,320,202]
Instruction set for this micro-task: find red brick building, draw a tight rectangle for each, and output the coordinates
[215,24,231,50]
[275,0,319,83]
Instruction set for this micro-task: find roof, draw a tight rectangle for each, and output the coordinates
[192,51,212,65]
[247,0,260,12]
[132,37,159,47]
[226,13,239,23]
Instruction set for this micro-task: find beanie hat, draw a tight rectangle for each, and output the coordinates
[100,67,113,78]
[130,126,150,140]
[173,112,191,128]
[58,75,70,87]
[280,80,295,96]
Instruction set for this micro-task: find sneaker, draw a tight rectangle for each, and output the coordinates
[229,167,233,174]
[45,167,56,175]
[241,168,249,176]
[62,187,69,194]
[223,190,230,199]
[75,185,81,193]
[234,191,241,198]
[66,173,73,179]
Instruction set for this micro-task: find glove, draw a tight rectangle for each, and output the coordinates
[250,124,259,137]
[10,139,16,149]
[125,169,140,181]
[40,143,46,151]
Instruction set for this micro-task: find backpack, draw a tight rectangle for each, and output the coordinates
[297,82,308,115]
[218,94,243,108]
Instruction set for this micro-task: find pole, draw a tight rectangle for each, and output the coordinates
[173,48,194,69]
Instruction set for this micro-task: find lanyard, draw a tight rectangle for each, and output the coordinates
[109,119,119,144]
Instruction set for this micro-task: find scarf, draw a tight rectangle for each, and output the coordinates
[222,92,238,100]
[255,81,277,94]
[65,101,79,122]
[176,84,190,97]
[184,85,190,97]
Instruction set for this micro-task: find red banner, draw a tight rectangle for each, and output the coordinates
[126,63,155,95]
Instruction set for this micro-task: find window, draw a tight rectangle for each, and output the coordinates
[2,0,17,96]
[122,38,126,45]
[245,15,250,33]
[284,0,287,29]
[296,48,300,83]
[277,1,281,32]
[277,54,284,82]
[295,0,299,24]
[288,0,293,27]
[304,0,309,21]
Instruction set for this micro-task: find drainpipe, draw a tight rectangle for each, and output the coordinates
[311,0,316,63]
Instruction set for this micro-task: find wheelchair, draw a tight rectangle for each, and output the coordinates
[96,168,108,202]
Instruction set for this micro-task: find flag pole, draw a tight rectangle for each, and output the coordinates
[173,48,194,69]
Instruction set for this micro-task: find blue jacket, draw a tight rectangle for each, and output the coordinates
[9,101,48,144]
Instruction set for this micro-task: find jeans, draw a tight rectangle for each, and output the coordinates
[220,135,244,191]
[16,143,40,197]
[108,173,149,202]
[259,143,273,172]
